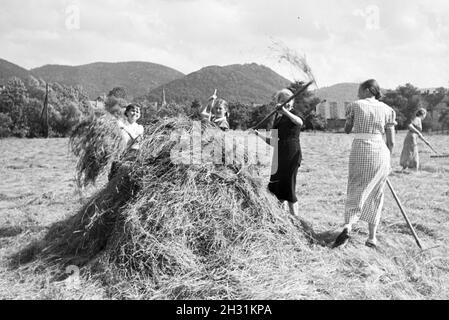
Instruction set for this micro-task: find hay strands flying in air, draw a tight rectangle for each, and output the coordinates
[270,40,318,88]
[251,42,319,130]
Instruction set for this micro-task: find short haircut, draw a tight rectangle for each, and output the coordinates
[274,88,294,108]
[125,104,140,116]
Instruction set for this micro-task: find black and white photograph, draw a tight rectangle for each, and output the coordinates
[0,0,448,304]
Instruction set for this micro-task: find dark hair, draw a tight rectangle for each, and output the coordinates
[360,79,382,100]
[416,108,427,117]
[125,104,140,116]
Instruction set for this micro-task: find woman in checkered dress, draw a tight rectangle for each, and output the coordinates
[333,79,396,249]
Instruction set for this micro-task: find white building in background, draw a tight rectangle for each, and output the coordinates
[419,88,439,95]
[316,100,349,120]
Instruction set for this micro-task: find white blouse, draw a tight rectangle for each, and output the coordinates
[118,120,144,150]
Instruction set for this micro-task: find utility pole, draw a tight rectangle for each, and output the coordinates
[41,83,49,138]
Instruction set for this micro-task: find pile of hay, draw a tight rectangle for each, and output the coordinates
[36,117,313,299]
[69,114,127,187]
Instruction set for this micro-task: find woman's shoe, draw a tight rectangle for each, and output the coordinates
[332,228,350,248]
[365,239,377,249]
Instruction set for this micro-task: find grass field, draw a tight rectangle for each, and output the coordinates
[1,131,448,300]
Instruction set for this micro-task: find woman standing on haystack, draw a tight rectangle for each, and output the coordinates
[253,88,304,217]
[108,104,144,180]
[333,79,396,249]
[399,108,428,172]
[118,104,144,156]
[201,90,230,131]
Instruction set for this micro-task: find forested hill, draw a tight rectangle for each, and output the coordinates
[0,59,31,85]
[31,61,185,99]
[314,82,359,104]
[146,63,291,105]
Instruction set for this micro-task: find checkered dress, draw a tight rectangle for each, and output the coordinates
[345,98,397,226]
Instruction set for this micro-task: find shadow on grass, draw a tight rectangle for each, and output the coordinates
[7,171,137,271]
[0,225,48,239]
[313,230,341,246]
[0,226,24,238]
[287,215,340,247]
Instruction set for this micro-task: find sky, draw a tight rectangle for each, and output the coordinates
[1,0,448,89]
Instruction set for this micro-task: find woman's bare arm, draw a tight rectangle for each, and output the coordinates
[201,102,213,121]
[408,120,424,138]
[345,119,353,134]
[279,107,303,126]
[385,126,395,154]
[344,103,354,134]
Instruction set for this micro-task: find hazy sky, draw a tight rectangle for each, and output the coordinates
[1,0,448,88]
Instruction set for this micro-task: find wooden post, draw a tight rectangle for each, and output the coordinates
[41,83,49,138]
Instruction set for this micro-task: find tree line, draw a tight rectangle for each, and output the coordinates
[1,76,448,139]
[381,84,449,132]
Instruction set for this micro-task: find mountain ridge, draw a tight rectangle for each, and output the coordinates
[146,63,292,105]
[30,61,185,98]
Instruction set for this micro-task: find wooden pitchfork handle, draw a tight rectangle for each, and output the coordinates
[252,81,314,130]
[386,179,423,250]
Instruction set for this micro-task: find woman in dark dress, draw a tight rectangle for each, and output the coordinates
[254,89,304,217]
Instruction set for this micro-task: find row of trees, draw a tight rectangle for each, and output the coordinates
[0,76,90,138]
[139,82,449,133]
[136,81,325,131]
[382,84,449,132]
[1,77,448,139]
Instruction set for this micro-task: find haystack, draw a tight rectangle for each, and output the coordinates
[36,116,313,299]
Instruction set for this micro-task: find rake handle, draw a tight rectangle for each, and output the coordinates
[252,81,314,130]
[386,179,423,250]
[419,136,441,155]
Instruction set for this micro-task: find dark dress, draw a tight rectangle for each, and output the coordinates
[268,110,302,203]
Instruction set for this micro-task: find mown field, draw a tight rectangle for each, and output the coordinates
[0,131,448,300]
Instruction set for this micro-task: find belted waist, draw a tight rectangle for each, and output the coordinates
[353,133,383,141]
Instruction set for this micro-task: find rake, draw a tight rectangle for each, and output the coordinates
[430,155,449,158]
[386,179,423,250]
[419,136,449,158]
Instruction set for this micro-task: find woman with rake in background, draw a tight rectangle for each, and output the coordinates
[108,104,144,180]
[333,79,396,249]
[201,90,230,131]
[253,89,304,217]
[400,108,427,172]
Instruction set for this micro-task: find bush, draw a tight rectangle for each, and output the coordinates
[0,113,13,138]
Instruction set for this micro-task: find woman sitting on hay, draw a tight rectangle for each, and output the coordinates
[252,88,304,218]
[201,90,230,131]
